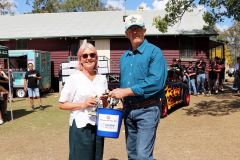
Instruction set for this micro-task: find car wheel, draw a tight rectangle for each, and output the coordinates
[183,90,190,106]
[160,98,168,118]
[228,74,232,77]
[16,89,27,98]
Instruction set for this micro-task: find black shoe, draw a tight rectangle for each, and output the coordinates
[215,92,219,95]
[40,106,44,110]
[237,90,240,93]
[7,100,9,103]
[31,107,34,111]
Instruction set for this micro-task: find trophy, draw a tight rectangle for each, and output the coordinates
[109,97,121,109]
[89,95,101,116]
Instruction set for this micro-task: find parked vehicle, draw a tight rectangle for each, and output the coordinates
[226,68,235,77]
[6,50,51,98]
[160,68,190,118]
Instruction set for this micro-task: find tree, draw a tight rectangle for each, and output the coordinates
[215,21,240,67]
[0,0,17,15]
[26,0,60,13]
[26,0,121,13]
[153,0,240,33]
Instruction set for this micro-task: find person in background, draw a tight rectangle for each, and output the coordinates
[0,65,9,116]
[109,14,167,160]
[0,85,9,125]
[195,57,206,95]
[8,69,15,102]
[233,57,240,93]
[170,58,178,68]
[59,40,108,160]
[58,64,62,95]
[218,58,225,92]
[206,59,221,95]
[170,58,181,77]
[24,63,43,111]
[177,59,184,80]
[185,61,197,96]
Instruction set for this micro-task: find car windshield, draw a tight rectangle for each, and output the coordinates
[167,70,175,81]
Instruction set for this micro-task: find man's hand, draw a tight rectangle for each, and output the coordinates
[24,88,27,92]
[109,88,126,100]
[33,75,37,78]
[114,101,123,110]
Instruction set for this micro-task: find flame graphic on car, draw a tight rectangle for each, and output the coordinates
[165,85,182,108]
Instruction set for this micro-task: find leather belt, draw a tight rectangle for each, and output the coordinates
[127,99,160,109]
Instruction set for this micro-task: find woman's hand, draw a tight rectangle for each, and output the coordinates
[100,93,108,102]
[83,97,97,108]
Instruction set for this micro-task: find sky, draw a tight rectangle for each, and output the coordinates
[11,0,233,31]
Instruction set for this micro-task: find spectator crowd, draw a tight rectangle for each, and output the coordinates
[170,56,240,96]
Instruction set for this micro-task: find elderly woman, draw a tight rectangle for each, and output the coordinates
[59,40,108,160]
[233,57,240,93]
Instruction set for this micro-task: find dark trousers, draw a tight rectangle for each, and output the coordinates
[69,120,104,160]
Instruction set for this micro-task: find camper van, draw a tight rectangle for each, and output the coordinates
[6,50,51,98]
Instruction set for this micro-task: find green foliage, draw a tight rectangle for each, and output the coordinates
[216,21,240,66]
[26,0,121,13]
[26,0,60,13]
[153,0,240,33]
[0,0,17,15]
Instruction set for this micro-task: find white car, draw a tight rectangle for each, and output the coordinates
[226,68,235,77]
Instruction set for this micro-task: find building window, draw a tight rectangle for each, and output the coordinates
[180,36,194,59]
[16,39,28,50]
[87,41,95,47]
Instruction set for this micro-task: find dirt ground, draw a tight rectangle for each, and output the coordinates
[1,84,240,160]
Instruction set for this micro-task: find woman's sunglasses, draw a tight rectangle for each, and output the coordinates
[82,53,96,59]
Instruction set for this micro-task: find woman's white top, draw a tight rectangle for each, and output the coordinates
[59,70,108,128]
[234,63,239,71]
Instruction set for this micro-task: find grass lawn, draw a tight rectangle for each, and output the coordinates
[0,93,71,160]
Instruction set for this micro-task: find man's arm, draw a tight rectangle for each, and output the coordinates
[197,62,202,68]
[24,79,27,91]
[33,71,42,80]
[214,65,221,72]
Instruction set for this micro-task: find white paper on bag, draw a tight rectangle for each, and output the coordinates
[98,114,119,132]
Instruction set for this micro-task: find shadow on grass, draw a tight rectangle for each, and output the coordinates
[41,93,56,98]
[2,109,33,121]
[11,99,26,103]
[183,99,240,117]
[2,105,53,121]
[34,105,53,110]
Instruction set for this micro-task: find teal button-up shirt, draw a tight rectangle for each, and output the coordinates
[120,39,167,104]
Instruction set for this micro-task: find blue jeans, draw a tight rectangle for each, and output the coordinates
[27,88,40,97]
[197,74,205,93]
[186,78,197,94]
[124,103,160,160]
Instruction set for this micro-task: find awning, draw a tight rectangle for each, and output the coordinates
[209,37,228,49]
[0,46,9,58]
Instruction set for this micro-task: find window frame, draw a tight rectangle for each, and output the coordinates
[179,36,195,59]
[16,39,28,50]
